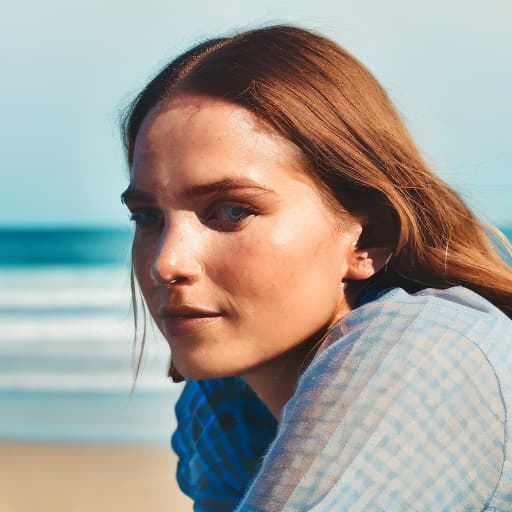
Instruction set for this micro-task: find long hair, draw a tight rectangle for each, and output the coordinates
[122,24,512,368]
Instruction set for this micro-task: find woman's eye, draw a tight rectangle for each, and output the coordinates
[207,204,255,227]
[129,211,161,227]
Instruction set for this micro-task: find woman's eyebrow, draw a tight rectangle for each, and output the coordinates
[121,178,274,205]
[181,178,274,200]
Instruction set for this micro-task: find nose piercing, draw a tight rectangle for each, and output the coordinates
[167,278,180,287]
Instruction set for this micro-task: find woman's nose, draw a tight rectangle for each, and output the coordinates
[150,224,203,286]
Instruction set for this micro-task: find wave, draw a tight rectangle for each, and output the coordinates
[0,287,130,307]
[0,227,132,266]
[0,372,174,393]
[0,315,134,343]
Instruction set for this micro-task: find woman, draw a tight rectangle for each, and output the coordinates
[121,26,512,511]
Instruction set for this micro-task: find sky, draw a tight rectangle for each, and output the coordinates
[1,0,511,227]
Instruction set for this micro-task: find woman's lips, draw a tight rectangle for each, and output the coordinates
[159,305,222,337]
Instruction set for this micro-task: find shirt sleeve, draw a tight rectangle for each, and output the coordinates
[235,294,507,512]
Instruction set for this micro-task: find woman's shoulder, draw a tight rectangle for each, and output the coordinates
[307,285,512,428]
[296,287,510,417]
[317,286,512,378]
[242,289,511,510]
[346,285,509,336]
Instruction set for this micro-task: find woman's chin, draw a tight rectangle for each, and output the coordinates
[173,360,240,381]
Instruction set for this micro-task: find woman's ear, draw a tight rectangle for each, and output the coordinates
[344,244,392,281]
[343,216,394,281]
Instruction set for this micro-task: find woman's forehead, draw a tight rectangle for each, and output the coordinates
[130,95,313,189]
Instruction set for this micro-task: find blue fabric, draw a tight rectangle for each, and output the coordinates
[171,377,277,511]
[172,287,512,511]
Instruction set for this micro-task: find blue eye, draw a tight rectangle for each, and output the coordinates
[217,205,251,223]
[204,204,256,230]
[129,211,161,227]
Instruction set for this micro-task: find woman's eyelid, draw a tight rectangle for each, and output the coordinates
[208,191,262,210]
[125,193,262,227]
[127,204,164,228]
[125,202,162,215]
[204,200,257,219]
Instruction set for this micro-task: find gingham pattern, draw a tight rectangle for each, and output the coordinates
[234,287,512,511]
[172,377,277,511]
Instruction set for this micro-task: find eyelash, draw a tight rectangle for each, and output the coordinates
[129,210,162,227]
[204,203,257,228]
[128,203,257,230]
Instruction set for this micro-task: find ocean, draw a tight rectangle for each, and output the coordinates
[0,227,182,445]
[1,226,510,445]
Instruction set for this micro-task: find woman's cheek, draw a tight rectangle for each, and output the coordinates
[219,231,302,295]
[209,239,267,288]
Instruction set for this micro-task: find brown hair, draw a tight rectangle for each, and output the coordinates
[122,25,512,374]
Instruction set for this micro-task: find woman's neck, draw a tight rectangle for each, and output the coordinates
[240,336,320,421]
[241,299,354,420]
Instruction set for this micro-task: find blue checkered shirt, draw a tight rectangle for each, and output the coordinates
[172,377,277,511]
[173,287,512,511]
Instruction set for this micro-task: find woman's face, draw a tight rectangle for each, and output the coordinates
[124,95,362,382]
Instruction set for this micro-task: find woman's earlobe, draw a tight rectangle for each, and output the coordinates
[345,254,375,280]
[345,246,393,281]
[343,212,395,281]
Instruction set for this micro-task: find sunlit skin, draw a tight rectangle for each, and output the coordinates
[123,95,382,419]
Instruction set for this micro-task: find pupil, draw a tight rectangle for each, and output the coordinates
[226,206,244,219]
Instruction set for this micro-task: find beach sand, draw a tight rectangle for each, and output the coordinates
[0,442,193,512]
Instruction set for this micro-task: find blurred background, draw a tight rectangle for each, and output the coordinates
[0,0,510,510]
